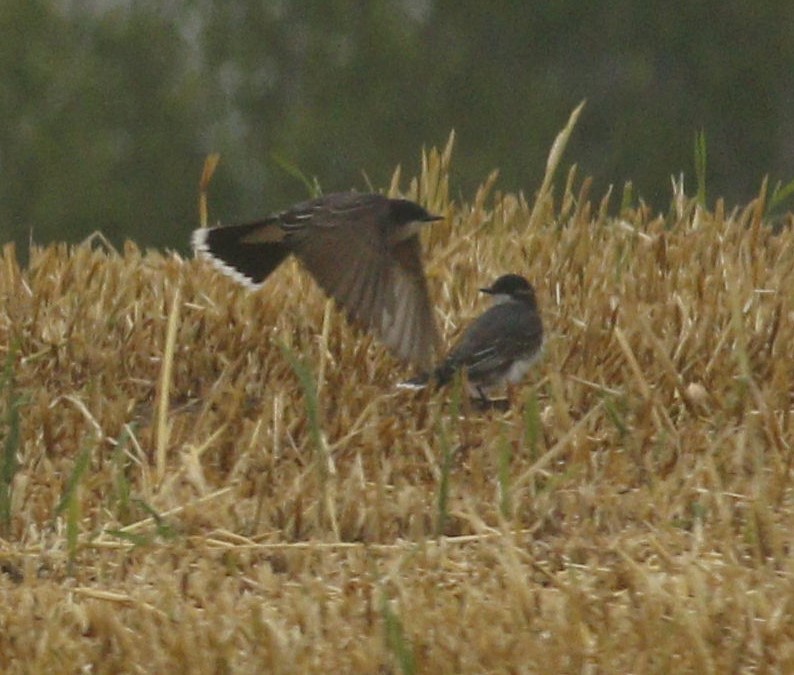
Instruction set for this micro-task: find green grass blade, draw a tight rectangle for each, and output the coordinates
[436,419,452,538]
[769,177,794,213]
[694,130,707,206]
[380,593,416,675]
[620,180,634,213]
[0,343,22,535]
[111,425,134,523]
[54,444,92,519]
[54,443,92,572]
[132,498,178,540]
[523,389,540,461]
[498,425,512,518]
[103,529,151,546]
[277,339,329,473]
[277,339,338,537]
[270,153,323,197]
[603,395,628,439]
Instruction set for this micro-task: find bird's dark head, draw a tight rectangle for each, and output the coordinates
[481,274,536,305]
[387,199,443,239]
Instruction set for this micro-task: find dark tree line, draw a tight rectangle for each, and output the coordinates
[2,0,793,252]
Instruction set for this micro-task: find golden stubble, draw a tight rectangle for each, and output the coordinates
[1,113,794,672]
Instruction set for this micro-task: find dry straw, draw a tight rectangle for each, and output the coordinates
[1,105,794,672]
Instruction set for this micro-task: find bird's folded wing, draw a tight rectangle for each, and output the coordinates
[455,344,512,380]
[448,304,543,377]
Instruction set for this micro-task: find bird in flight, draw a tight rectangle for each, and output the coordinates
[192,191,443,370]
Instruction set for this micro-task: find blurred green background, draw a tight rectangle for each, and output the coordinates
[2,0,793,253]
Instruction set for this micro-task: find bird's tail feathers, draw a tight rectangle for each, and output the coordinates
[192,221,290,286]
[396,363,455,391]
[396,373,430,390]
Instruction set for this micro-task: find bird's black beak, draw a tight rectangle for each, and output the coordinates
[479,286,494,295]
[423,213,444,222]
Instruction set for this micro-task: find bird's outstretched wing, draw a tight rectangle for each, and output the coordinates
[297,224,440,370]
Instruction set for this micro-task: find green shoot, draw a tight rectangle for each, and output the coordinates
[436,418,452,538]
[768,177,794,213]
[0,343,21,535]
[603,395,628,439]
[277,340,330,477]
[111,425,134,523]
[103,529,151,547]
[523,389,541,461]
[278,339,338,538]
[54,444,92,573]
[497,425,512,518]
[380,593,416,675]
[134,498,178,540]
[694,130,708,207]
[270,153,323,198]
[620,181,634,214]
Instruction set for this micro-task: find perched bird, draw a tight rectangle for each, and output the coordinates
[398,274,543,400]
[191,191,443,370]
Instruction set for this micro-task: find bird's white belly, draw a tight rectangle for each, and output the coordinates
[504,344,543,384]
[505,358,532,384]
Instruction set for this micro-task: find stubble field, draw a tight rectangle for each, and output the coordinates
[1,124,794,672]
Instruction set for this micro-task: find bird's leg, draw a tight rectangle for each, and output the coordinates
[471,385,506,412]
[474,384,515,412]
